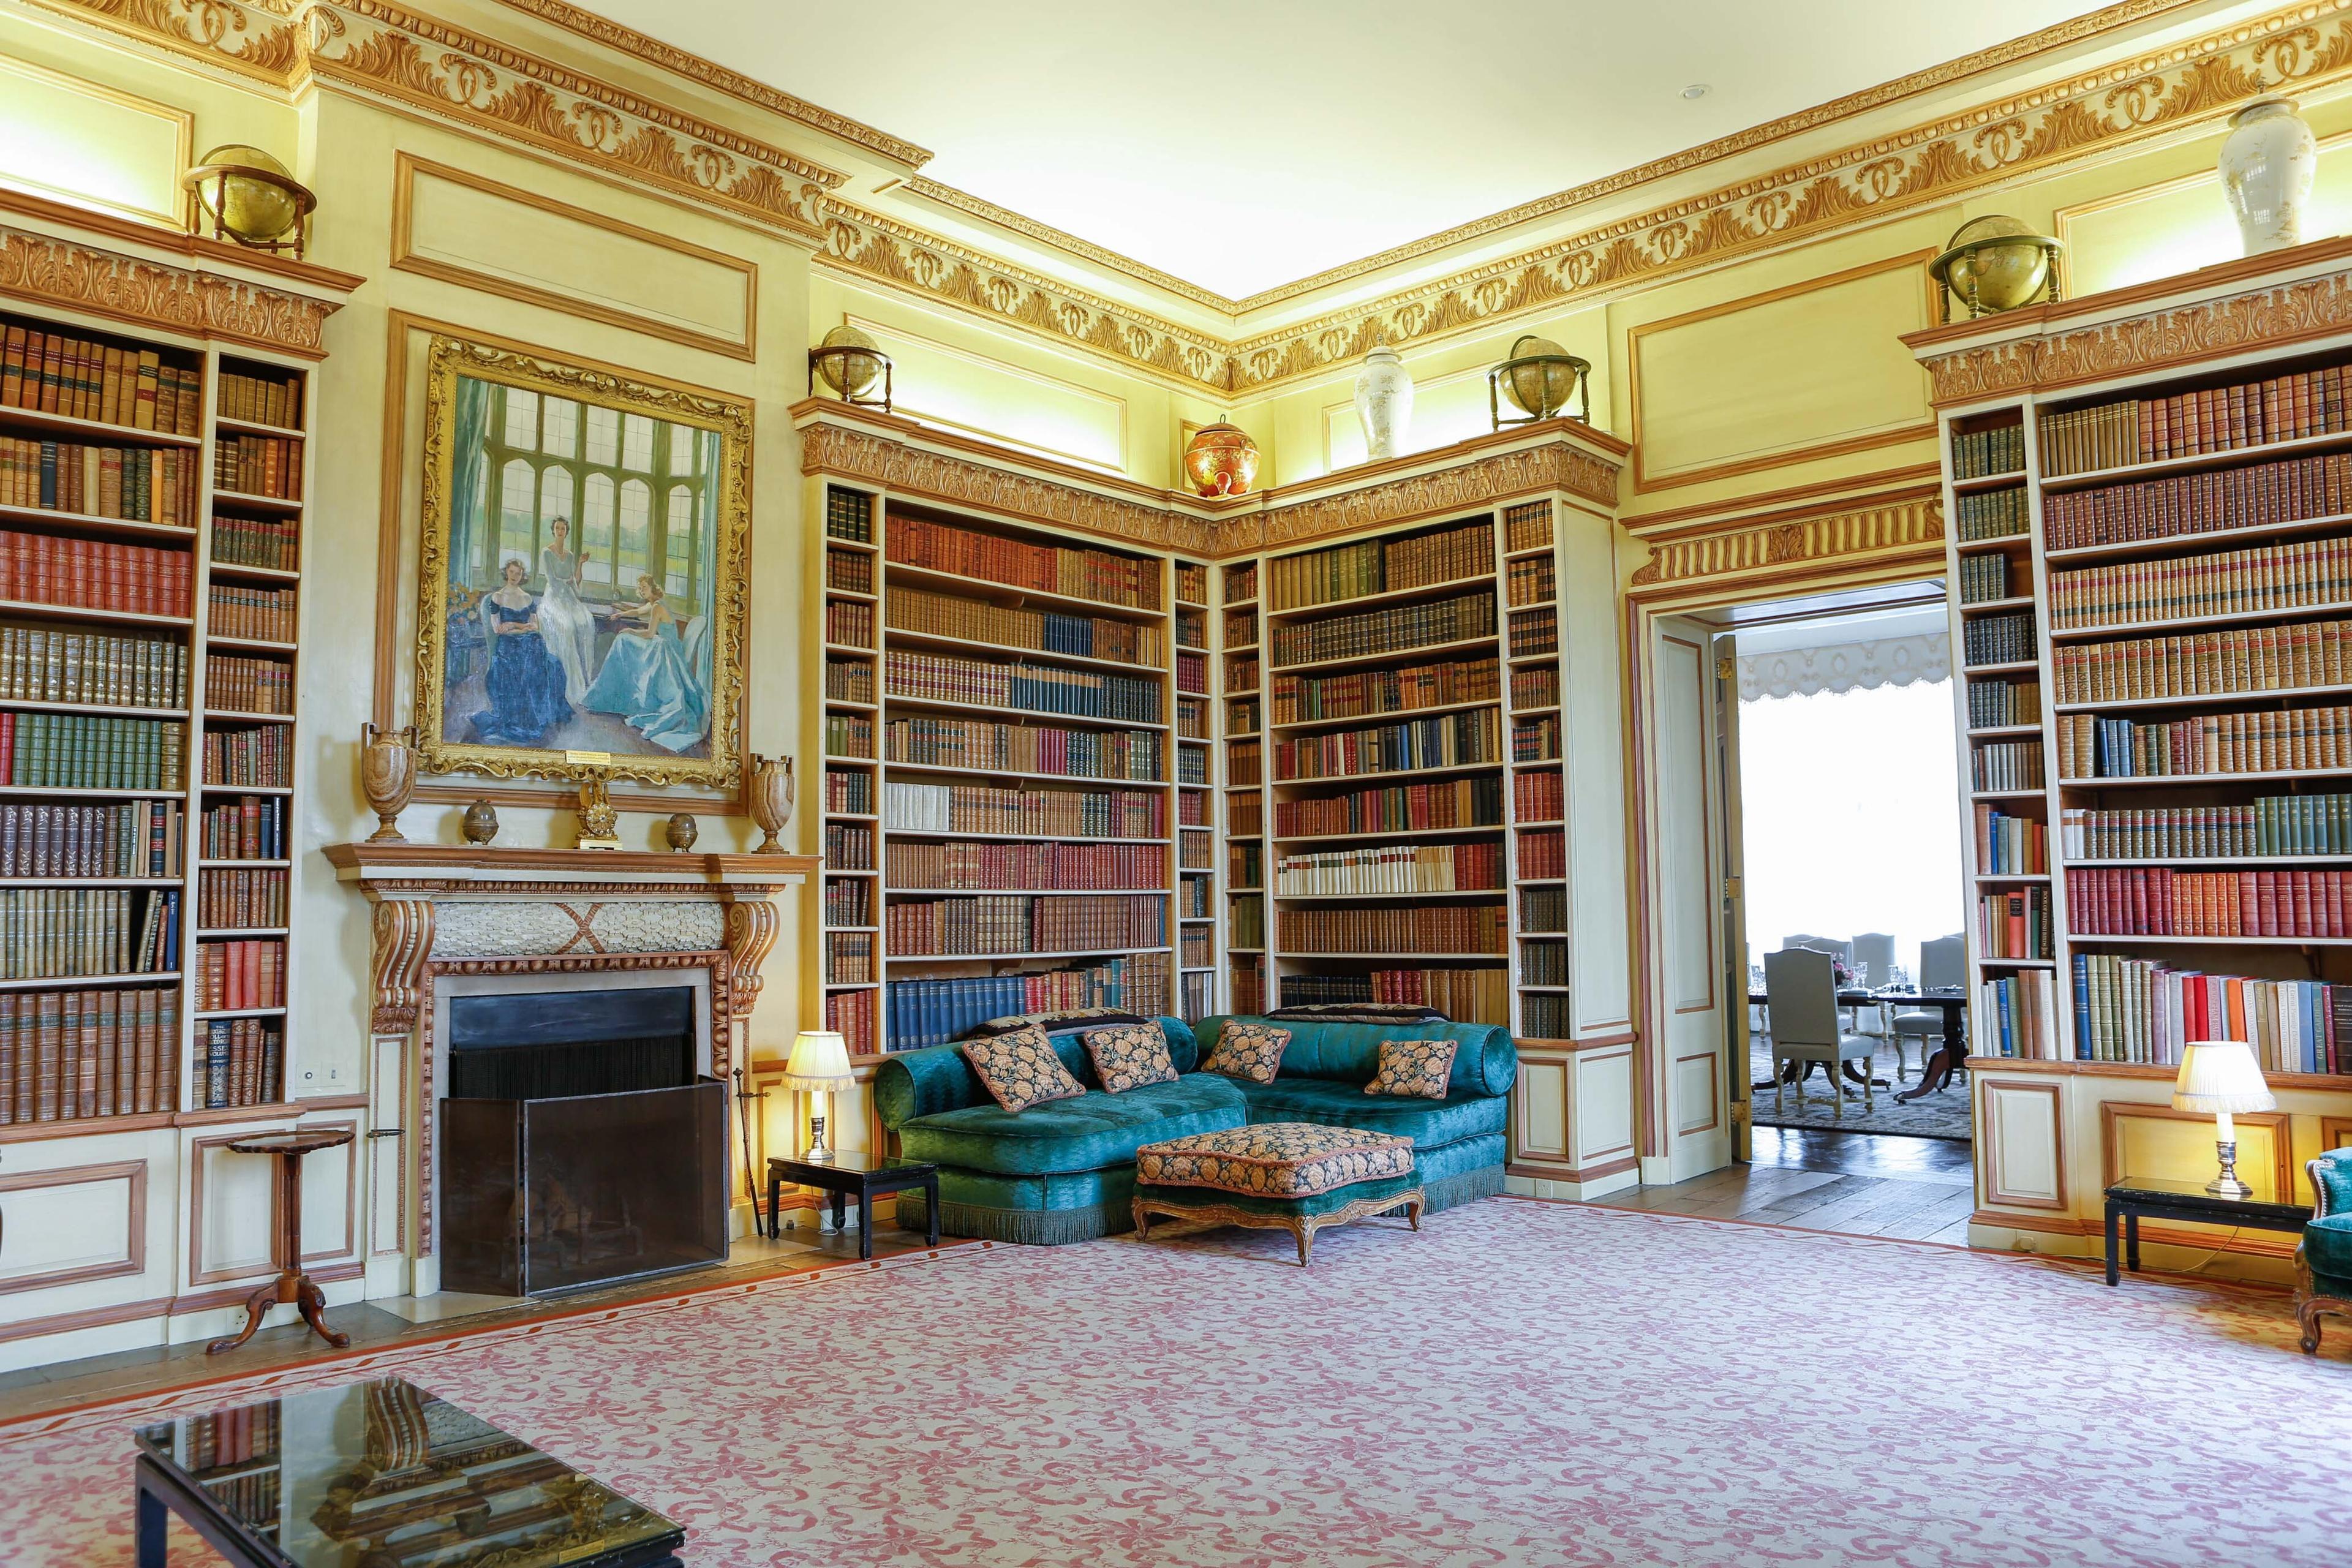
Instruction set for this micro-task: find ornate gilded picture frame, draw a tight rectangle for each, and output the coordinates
[413,334,749,790]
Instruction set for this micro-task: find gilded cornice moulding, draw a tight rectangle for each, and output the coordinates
[1230,445,1622,558]
[1627,494,1943,588]
[303,1,844,241]
[1913,237,2352,402]
[818,203,1235,396]
[797,405,1621,559]
[799,421,1216,557]
[0,219,339,352]
[1227,2,2352,393]
[487,0,933,169]
[11,0,302,83]
[900,177,1235,314]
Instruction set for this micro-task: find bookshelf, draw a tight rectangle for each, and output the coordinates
[811,478,1178,1057]
[1223,558,1264,1016]
[1250,511,1515,1027]
[0,305,309,1138]
[1175,557,1218,1022]
[1914,245,2352,1261]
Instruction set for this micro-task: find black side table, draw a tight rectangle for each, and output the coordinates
[2104,1176,2312,1285]
[768,1150,939,1259]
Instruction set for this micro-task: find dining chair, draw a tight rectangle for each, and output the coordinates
[1762,948,1874,1118]
[1851,931,1898,1047]
[1890,933,1967,1084]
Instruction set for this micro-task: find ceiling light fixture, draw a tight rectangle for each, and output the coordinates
[1680,83,1710,100]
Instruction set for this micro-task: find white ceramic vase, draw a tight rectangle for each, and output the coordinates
[2218,96,2317,256]
[1352,344,1414,462]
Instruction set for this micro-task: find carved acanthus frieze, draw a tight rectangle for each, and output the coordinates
[1923,265,2352,405]
[1247,445,1619,553]
[799,421,1215,555]
[303,0,840,241]
[1629,497,1944,587]
[818,204,1233,396]
[0,224,334,354]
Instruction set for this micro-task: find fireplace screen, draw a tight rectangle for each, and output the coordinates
[441,985,728,1296]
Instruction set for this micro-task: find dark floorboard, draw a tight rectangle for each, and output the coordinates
[1579,1125,1977,1246]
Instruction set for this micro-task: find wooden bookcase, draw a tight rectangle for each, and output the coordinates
[1914,246,2352,1254]
[1174,558,1218,1022]
[1245,510,1517,1025]
[1223,560,1264,1017]
[0,301,309,1141]
[810,476,1178,1057]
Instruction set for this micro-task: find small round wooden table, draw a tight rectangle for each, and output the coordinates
[205,1128,356,1356]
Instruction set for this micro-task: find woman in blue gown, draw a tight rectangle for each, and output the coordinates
[469,558,572,745]
[582,572,709,753]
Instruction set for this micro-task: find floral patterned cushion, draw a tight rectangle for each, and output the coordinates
[1082,1022,1179,1094]
[1199,1021,1291,1085]
[1137,1122,1415,1198]
[961,1023,1086,1114]
[1365,1038,1457,1100]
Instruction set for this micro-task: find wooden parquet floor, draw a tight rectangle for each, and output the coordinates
[1580,1125,1977,1246]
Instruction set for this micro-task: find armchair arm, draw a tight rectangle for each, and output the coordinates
[2310,1147,2352,1219]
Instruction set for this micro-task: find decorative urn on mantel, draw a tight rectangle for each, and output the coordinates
[747,754,796,852]
[2218,95,2318,255]
[359,723,418,842]
[1352,339,1414,462]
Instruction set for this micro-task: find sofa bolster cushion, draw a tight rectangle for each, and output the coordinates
[1196,1016,1517,1098]
[896,1073,1246,1176]
[1235,1076,1507,1147]
[875,1016,1202,1128]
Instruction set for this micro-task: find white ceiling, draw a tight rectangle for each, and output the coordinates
[576,0,2135,300]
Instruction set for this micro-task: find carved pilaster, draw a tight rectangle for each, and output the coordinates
[721,892,783,1022]
[368,897,434,1034]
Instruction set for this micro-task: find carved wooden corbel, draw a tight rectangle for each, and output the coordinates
[367,897,435,1035]
[720,892,783,1021]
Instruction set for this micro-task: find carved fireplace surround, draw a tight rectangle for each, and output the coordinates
[325,843,816,1297]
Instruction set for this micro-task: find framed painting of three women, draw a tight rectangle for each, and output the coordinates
[412,335,750,791]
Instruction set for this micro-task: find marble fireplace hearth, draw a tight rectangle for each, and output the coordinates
[325,843,817,1300]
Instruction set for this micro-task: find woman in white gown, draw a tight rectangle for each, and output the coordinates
[535,516,599,705]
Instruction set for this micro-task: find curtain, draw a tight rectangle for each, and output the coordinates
[1738,631,1948,703]
[447,375,492,586]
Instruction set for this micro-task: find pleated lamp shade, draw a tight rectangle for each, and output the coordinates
[2171,1041,2277,1114]
[783,1030,855,1093]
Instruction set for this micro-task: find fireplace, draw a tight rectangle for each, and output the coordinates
[325,840,813,1302]
[440,980,728,1297]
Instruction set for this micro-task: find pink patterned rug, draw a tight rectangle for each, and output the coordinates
[1,1198,2345,1567]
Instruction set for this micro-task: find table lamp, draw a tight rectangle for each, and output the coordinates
[2171,1041,2277,1199]
[783,1030,855,1163]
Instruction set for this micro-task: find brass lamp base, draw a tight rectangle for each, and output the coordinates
[2206,1139,2253,1199]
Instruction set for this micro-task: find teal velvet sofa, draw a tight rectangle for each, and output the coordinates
[2297,1146,2352,1354]
[876,1013,1515,1245]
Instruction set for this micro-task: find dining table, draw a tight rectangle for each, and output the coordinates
[1745,986,1969,1104]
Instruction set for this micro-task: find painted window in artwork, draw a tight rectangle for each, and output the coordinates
[585,404,619,468]
[502,388,538,451]
[618,478,652,586]
[581,473,615,586]
[482,386,707,608]
[541,396,579,460]
[664,485,693,597]
[498,456,536,567]
[539,467,575,552]
[622,413,654,473]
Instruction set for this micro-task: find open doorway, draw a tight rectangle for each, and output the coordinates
[1642,576,1977,1235]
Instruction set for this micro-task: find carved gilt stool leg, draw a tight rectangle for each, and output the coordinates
[1294,1218,1314,1267]
[1131,1199,1151,1242]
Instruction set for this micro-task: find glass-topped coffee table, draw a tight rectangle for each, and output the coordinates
[133,1376,684,1567]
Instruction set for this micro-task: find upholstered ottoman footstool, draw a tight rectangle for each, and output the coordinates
[1131,1122,1422,1265]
